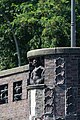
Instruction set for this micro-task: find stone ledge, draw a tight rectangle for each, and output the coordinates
[27,47,80,58]
[0,64,29,78]
[27,84,46,90]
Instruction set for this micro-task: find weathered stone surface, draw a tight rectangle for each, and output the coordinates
[28,85,45,119]
[27,47,80,58]
[0,65,29,78]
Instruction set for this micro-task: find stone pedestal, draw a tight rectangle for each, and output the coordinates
[27,84,45,120]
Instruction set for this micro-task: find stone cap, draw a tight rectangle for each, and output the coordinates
[27,47,80,58]
[27,84,46,90]
[0,65,29,78]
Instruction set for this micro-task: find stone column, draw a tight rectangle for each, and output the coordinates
[27,84,45,120]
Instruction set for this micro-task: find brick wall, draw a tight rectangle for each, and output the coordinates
[0,65,29,120]
[27,48,80,120]
[44,51,80,120]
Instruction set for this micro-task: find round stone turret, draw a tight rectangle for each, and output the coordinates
[27,47,80,120]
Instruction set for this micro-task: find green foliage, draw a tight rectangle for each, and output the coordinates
[0,0,80,70]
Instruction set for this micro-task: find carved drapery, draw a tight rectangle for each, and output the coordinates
[55,57,65,85]
[0,84,8,104]
[13,81,22,101]
[44,87,55,119]
[66,87,74,115]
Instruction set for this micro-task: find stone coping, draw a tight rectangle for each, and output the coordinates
[27,47,80,58]
[27,84,46,90]
[0,64,29,78]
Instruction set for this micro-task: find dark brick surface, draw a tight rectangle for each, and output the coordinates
[44,53,80,120]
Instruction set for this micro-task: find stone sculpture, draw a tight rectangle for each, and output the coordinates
[29,58,44,85]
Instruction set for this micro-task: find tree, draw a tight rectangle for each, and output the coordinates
[0,0,80,70]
